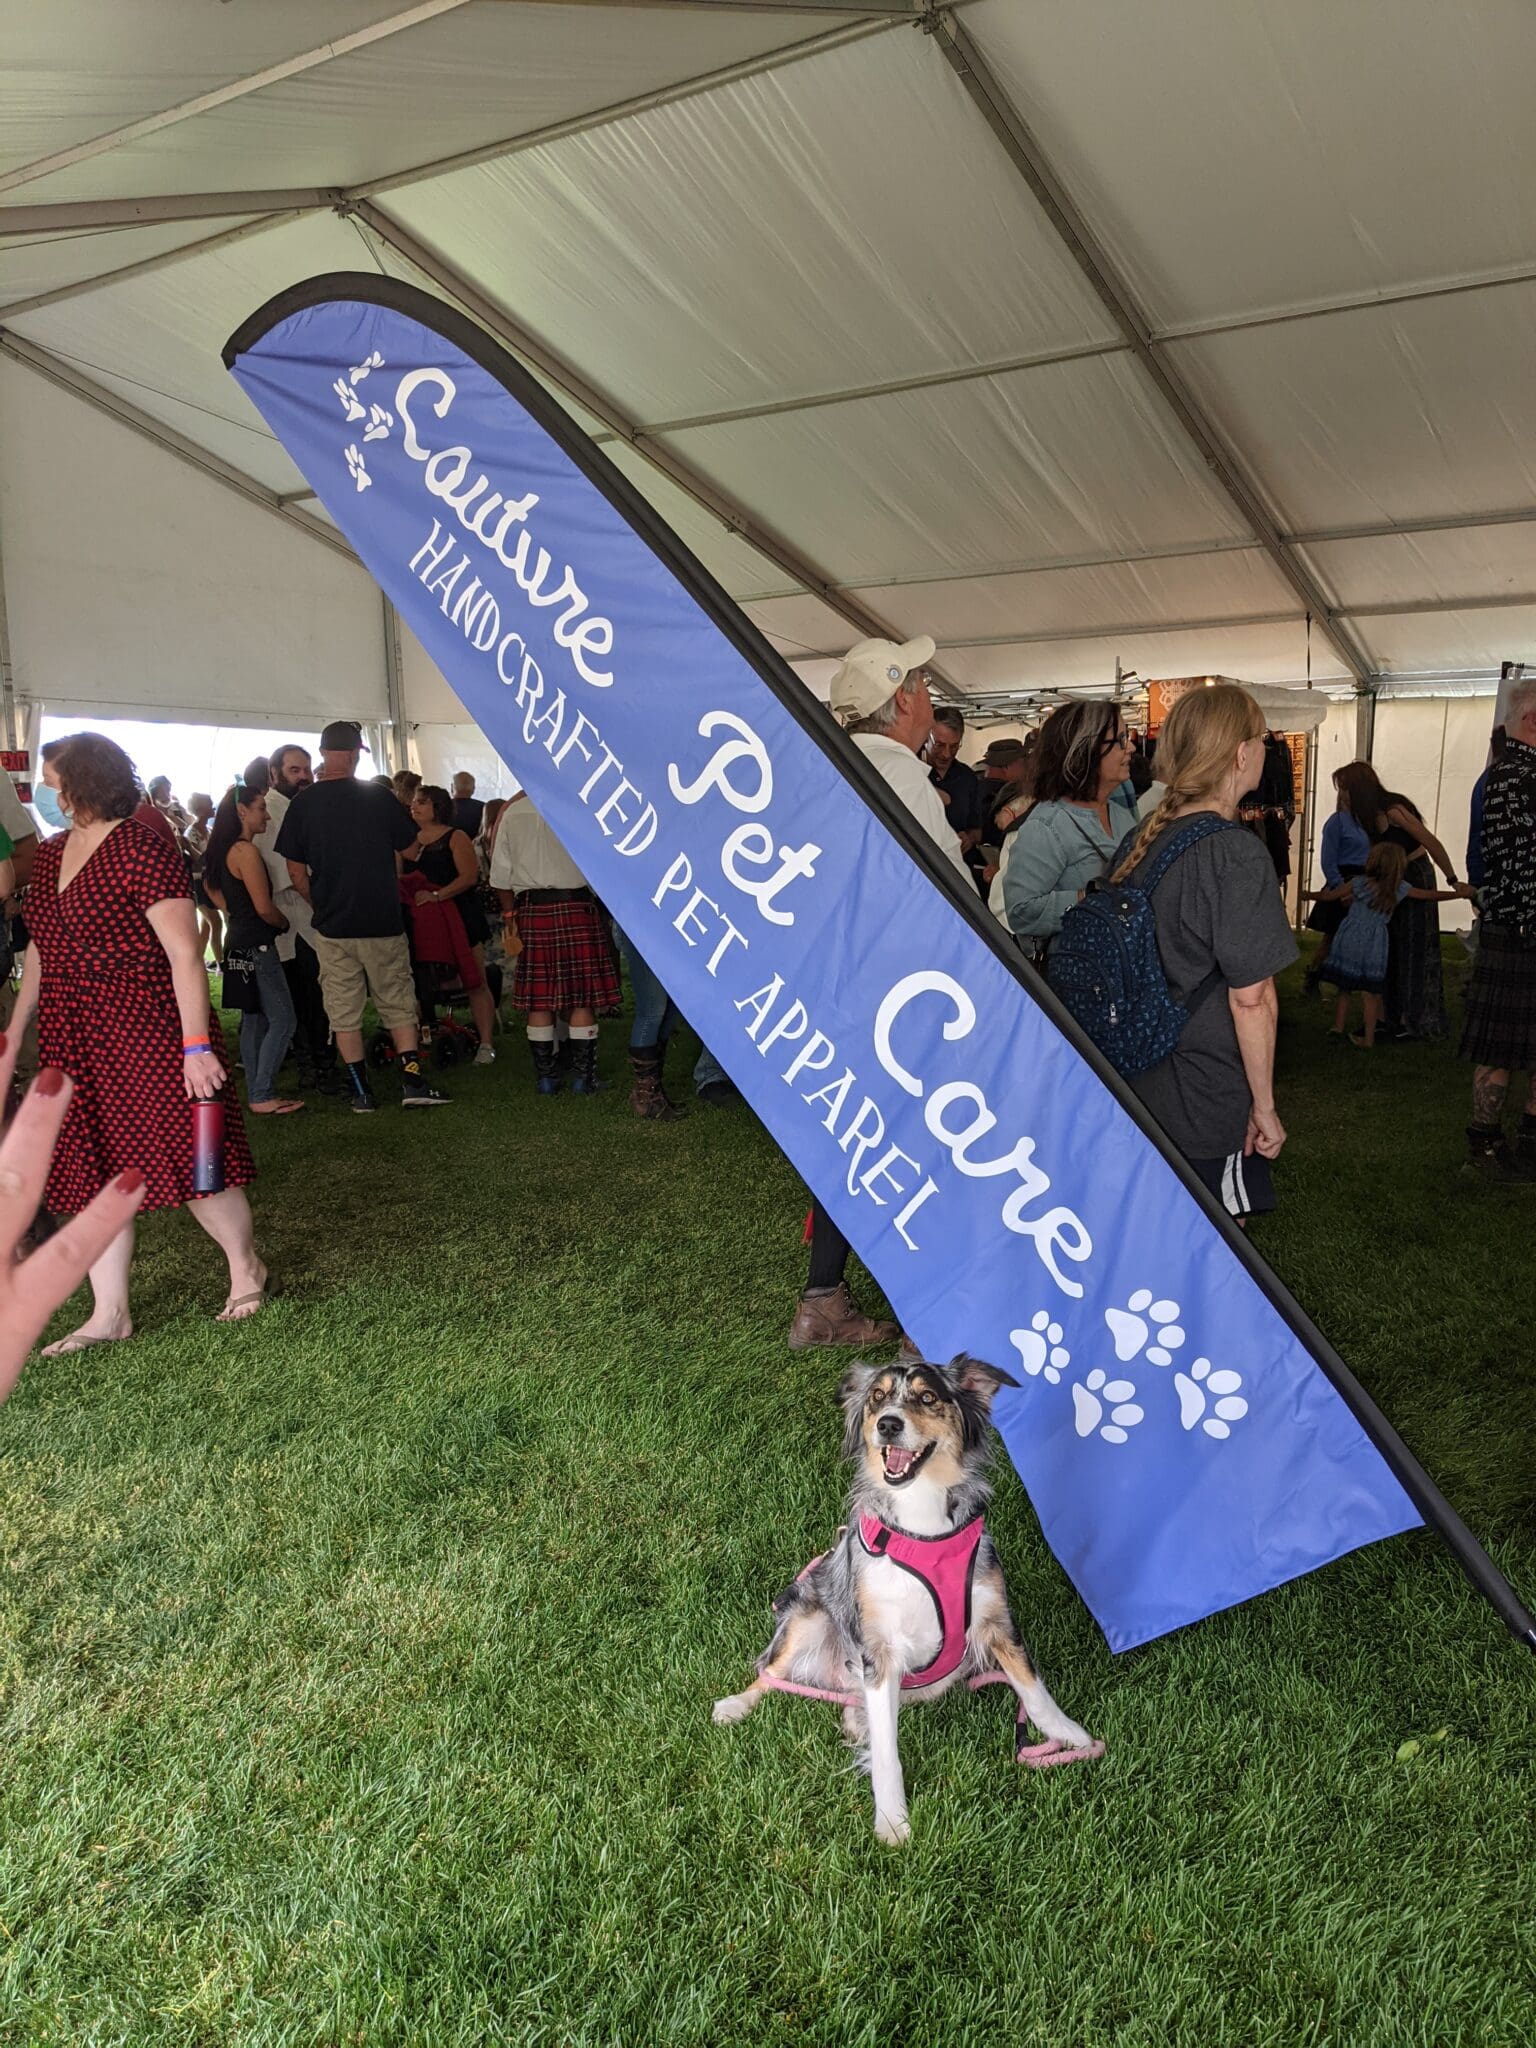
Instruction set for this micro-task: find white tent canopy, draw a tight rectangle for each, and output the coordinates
[2,0,1534,754]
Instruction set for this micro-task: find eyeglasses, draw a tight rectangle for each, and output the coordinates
[1099,727,1133,751]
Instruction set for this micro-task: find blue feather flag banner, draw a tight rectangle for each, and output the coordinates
[226,276,1427,1652]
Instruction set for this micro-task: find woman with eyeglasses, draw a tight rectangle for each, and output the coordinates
[1001,701,1140,962]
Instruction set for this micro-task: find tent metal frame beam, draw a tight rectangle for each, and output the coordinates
[1,211,316,322]
[1289,506,1536,546]
[479,0,919,16]
[784,587,1536,659]
[1152,257,1536,344]
[735,512,1536,607]
[929,12,1374,686]
[349,197,971,698]
[358,15,901,196]
[1,192,340,236]
[0,330,361,567]
[0,15,903,311]
[0,0,477,197]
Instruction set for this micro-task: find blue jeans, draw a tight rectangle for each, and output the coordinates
[241,942,297,1103]
[615,928,727,1091]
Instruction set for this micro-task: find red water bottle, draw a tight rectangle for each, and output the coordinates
[192,1099,225,1195]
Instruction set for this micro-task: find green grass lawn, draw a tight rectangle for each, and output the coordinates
[2,944,1533,2046]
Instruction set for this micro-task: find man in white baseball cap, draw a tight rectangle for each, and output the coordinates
[789,633,969,1352]
[826,637,968,887]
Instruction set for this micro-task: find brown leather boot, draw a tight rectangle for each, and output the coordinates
[788,1282,898,1351]
[629,1046,686,1120]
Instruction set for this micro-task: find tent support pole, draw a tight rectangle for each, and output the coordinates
[0,485,16,755]
[928,11,1377,692]
[349,198,971,700]
[382,596,409,777]
[1356,690,1378,761]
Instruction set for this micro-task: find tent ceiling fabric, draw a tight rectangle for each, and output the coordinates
[1,0,1533,724]
[0,214,258,309]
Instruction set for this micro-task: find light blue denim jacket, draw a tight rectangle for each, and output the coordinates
[1002,793,1140,940]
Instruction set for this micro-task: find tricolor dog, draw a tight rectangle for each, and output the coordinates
[713,1355,1102,1844]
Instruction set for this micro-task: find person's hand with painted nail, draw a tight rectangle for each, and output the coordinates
[0,1053,147,1403]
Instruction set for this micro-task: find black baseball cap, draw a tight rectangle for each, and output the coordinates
[318,719,367,752]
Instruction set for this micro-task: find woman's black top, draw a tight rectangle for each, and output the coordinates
[221,853,272,952]
[408,830,489,946]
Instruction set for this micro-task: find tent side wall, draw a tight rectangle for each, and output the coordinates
[0,362,386,730]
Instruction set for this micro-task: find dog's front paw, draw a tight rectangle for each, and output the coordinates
[874,1808,911,1847]
[1041,1713,1093,1750]
[712,1690,756,1725]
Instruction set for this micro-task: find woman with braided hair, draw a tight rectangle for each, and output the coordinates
[1111,684,1297,1221]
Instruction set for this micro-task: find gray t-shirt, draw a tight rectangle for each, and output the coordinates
[1130,816,1298,1159]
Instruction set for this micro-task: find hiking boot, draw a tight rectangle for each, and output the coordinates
[569,1040,603,1095]
[629,1046,685,1120]
[788,1282,898,1351]
[1462,1126,1526,1183]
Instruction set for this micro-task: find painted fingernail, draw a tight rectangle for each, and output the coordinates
[114,1169,145,1193]
[34,1067,67,1097]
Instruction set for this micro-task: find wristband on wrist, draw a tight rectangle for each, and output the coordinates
[183,1040,212,1056]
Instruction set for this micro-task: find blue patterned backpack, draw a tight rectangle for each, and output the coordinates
[1045,813,1244,1077]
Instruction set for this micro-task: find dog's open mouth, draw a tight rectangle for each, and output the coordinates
[881,1442,933,1486]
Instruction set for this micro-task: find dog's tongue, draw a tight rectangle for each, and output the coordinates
[884,1447,917,1478]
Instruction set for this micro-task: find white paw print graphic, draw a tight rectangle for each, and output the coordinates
[344,444,371,492]
[332,375,365,422]
[1010,1310,1071,1385]
[1175,1359,1248,1439]
[348,350,385,383]
[1072,1370,1143,1445]
[363,402,393,443]
[1105,1289,1186,1368]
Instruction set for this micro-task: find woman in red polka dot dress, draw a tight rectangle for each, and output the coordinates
[0,735,270,1354]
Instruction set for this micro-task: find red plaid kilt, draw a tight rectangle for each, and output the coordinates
[511,894,620,1013]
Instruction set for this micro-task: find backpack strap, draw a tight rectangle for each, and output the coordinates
[1112,811,1246,895]
[1117,814,1249,1026]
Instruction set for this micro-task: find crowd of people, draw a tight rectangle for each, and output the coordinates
[1,655,1532,1359]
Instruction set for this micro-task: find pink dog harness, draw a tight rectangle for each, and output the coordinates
[856,1512,984,1690]
[755,1514,1104,1768]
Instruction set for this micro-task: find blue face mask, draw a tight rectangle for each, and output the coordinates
[32,784,67,830]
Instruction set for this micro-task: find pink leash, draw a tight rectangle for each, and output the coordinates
[756,1668,1105,1769]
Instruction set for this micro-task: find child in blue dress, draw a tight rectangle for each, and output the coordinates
[1317,844,1467,1046]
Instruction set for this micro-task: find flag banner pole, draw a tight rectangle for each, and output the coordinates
[224,275,1534,1655]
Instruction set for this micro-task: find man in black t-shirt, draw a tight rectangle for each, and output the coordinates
[275,721,447,1113]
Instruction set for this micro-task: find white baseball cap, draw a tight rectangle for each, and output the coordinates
[828,635,937,724]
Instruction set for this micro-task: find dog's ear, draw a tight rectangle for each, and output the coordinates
[838,1363,882,1460]
[947,1354,1021,1409]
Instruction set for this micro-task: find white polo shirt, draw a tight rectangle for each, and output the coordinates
[852,734,970,882]
[256,787,313,962]
[489,794,590,893]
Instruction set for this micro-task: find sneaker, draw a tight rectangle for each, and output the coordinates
[401,1075,450,1108]
[696,1079,741,1109]
[350,1086,379,1115]
[472,1044,496,1066]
